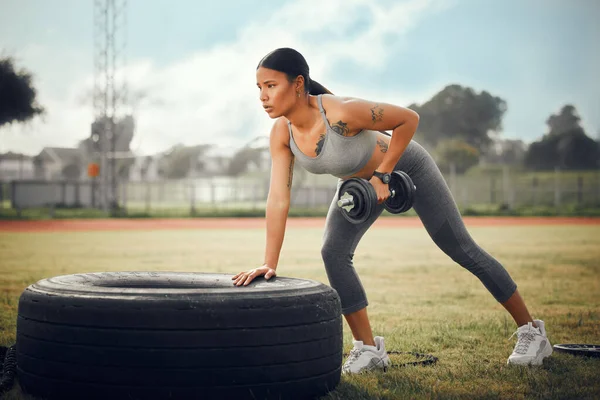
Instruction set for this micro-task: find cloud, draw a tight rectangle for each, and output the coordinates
[2,0,450,156]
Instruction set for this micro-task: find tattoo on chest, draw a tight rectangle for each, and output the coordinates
[377,138,388,153]
[370,103,384,124]
[331,120,350,136]
[315,134,325,156]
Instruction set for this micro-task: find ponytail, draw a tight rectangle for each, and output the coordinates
[308,79,333,95]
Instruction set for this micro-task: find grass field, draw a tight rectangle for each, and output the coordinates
[1,220,599,399]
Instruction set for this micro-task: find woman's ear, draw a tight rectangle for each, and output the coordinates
[295,75,305,92]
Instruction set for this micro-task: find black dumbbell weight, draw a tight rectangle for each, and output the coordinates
[337,171,416,224]
[384,171,416,214]
[336,178,380,224]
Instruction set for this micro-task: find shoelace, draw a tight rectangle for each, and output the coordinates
[510,330,536,354]
[343,348,363,369]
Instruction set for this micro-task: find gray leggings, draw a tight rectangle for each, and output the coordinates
[322,140,517,315]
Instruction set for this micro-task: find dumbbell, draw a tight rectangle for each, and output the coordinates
[336,171,416,224]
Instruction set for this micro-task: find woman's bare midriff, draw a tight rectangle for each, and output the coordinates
[340,131,390,181]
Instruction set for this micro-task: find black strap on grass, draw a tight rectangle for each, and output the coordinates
[343,350,438,368]
[386,351,438,367]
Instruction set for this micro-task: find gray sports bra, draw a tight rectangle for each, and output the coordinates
[287,95,378,178]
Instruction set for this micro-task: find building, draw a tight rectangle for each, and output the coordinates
[0,152,35,180]
[34,147,84,180]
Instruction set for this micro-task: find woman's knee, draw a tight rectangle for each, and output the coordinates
[321,244,352,266]
[430,220,477,263]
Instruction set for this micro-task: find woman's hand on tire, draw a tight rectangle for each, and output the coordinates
[232,265,277,286]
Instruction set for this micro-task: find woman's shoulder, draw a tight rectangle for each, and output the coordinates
[270,117,291,147]
[317,94,361,116]
[315,94,368,134]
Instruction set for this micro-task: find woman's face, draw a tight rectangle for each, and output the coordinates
[256,67,297,118]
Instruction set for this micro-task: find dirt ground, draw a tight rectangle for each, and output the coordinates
[1,216,598,232]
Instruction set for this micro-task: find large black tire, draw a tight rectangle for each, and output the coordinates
[17,272,343,400]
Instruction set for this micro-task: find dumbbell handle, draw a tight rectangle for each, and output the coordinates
[337,189,395,208]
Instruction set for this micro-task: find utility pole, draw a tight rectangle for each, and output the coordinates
[93,0,128,213]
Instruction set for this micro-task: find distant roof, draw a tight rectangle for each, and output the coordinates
[0,151,33,161]
[39,147,82,163]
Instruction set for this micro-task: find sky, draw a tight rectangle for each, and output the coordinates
[0,0,598,156]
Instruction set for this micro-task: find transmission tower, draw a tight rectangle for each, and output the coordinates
[93,0,128,212]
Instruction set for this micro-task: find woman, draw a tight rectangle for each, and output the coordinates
[232,48,552,373]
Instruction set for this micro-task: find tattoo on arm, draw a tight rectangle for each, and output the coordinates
[370,103,384,125]
[331,120,350,136]
[315,134,325,155]
[287,157,295,189]
[377,138,388,153]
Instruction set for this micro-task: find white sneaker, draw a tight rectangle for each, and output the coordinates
[507,319,553,366]
[342,336,390,374]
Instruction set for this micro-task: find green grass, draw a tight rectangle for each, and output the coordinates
[1,224,599,399]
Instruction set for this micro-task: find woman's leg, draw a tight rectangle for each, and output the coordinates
[501,290,536,327]
[321,179,385,346]
[397,141,551,365]
[344,308,376,346]
[322,190,391,373]
[396,141,532,324]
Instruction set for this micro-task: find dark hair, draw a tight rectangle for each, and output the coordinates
[257,48,332,95]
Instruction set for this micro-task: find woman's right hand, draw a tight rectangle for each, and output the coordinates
[232,265,277,286]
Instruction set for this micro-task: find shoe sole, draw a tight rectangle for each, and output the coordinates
[342,355,390,374]
[508,343,553,366]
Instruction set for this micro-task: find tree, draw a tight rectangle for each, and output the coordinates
[228,147,265,176]
[158,144,211,179]
[525,105,599,170]
[0,56,45,127]
[433,139,480,174]
[482,138,527,165]
[408,84,507,153]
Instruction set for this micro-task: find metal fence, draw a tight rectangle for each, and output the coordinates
[4,167,600,214]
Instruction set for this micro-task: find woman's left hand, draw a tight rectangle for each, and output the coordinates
[368,176,391,204]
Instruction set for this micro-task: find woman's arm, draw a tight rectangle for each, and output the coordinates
[263,118,295,270]
[233,118,294,286]
[333,96,420,173]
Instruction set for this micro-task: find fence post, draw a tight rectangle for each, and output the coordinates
[190,181,196,216]
[145,181,151,213]
[253,183,259,211]
[91,178,96,208]
[233,178,238,206]
[532,177,538,206]
[74,182,80,207]
[10,181,16,210]
[61,181,67,206]
[502,165,511,209]
[121,181,128,215]
[50,181,57,218]
[210,178,216,207]
[554,167,560,207]
[577,176,583,206]
[490,176,496,204]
